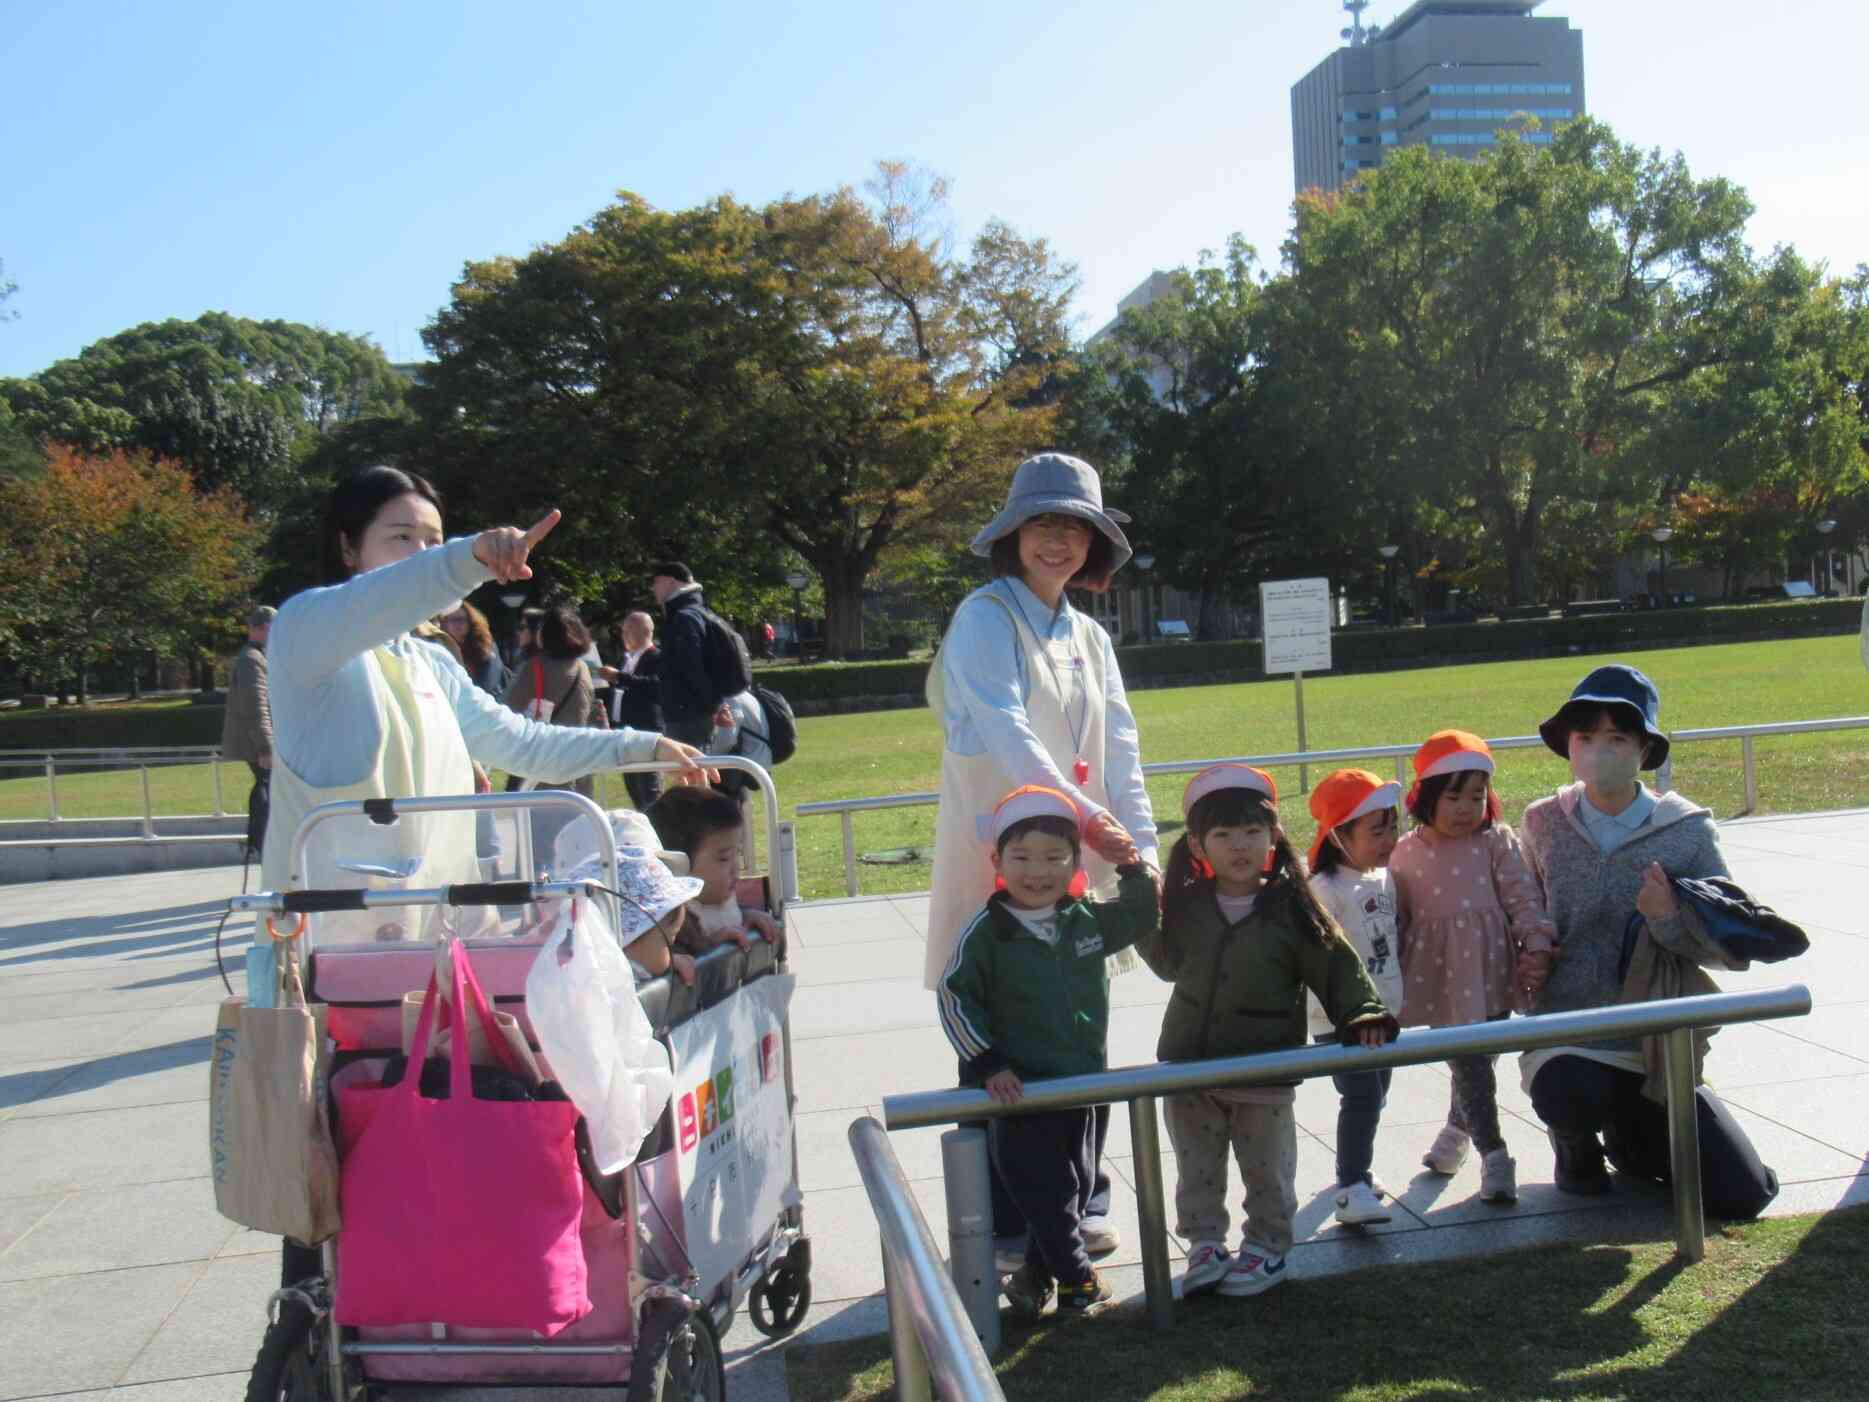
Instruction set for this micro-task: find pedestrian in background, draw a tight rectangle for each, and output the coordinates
[221,605,276,859]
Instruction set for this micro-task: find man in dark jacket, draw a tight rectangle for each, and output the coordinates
[603,610,664,810]
[651,562,717,750]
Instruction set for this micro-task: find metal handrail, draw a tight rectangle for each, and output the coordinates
[879,986,1812,1331]
[797,718,1869,895]
[849,1117,1005,1402]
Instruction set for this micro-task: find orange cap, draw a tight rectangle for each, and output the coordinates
[1307,769,1403,869]
[1181,763,1278,819]
[1406,730,1501,825]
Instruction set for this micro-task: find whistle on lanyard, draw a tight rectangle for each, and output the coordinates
[1073,758,1090,785]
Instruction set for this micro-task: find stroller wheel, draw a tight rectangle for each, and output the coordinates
[629,1300,724,1402]
[748,1262,812,1338]
[245,1296,341,1402]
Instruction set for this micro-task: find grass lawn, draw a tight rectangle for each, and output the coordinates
[785,1206,1869,1401]
[3,635,1866,900]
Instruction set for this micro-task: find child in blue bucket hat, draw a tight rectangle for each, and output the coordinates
[1515,664,1779,1218]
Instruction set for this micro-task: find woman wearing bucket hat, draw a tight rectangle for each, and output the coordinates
[925,451,1161,1264]
[1516,664,1778,1218]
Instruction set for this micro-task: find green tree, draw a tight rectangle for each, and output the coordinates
[418,165,1075,655]
[1281,120,1819,603]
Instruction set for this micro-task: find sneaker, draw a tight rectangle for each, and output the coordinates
[1002,1263,1054,1323]
[1333,1180,1392,1226]
[1055,1267,1113,1316]
[1080,1214,1121,1257]
[1479,1148,1518,1203]
[1422,1123,1471,1176]
[993,1235,1026,1274]
[1180,1240,1231,1296]
[1216,1248,1287,1297]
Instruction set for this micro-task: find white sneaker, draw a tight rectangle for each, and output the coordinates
[1180,1240,1230,1296]
[993,1235,1025,1274]
[1333,1180,1391,1226]
[1422,1124,1471,1176]
[1216,1248,1287,1297]
[1479,1148,1518,1204]
[1080,1214,1120,1256]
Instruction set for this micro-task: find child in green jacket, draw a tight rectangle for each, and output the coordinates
[938,785,1158,1322]
[1135,765,1397,1300]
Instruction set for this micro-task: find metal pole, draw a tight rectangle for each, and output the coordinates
[1393,753,1408,784]
[140,765,154,839]
[777,820,801,906]
[841,810,859,897]
[1655,754,1674,796]
[941,1128,1001,1357]
[883,1251,936,1402]
[45,756,58,822]
[1294,670,1309,793]
[1129,1096,1174,1331]
[211,756,224,817]
[1741,736,1758,813]
[1664,1026,1705,1262]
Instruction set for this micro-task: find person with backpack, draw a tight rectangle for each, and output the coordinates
[651,562,751,750]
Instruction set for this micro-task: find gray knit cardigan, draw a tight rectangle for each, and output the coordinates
[1518,783,1730,1052]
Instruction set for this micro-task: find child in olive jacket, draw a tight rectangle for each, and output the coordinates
[938,786,1158,1321]
[1135,765,1397,1300]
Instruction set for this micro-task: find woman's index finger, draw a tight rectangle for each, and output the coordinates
[521,509,562,548]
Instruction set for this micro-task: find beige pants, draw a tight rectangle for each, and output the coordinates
[1164,1090,1297,1254]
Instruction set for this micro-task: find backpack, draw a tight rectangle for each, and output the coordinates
[698,606,754,704]
[741,682,797,765]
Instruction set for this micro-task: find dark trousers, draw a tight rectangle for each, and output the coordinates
[1315,1032,1392,1187]
[1530,1054,1779,1220]
[990,1108,1097,1285]
[664,714,714,750]
[961,1060,1112,1238]
[244,763,270,860]
[624,769,664,812]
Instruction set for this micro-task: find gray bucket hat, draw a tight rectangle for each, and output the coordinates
[970,453,1133,573]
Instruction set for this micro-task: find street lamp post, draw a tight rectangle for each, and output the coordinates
[1378,544,1401,627]
[785,571,809,659]
[1650,527,1675,606]
[1134,554,1155,642]
[1816,518,1838,596]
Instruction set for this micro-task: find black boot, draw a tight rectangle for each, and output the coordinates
[1548,1127,1611,1195]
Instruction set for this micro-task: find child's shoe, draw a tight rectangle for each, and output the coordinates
[1479,1148,1518,1203]
[1180,1240,1231,1296]
[1216,1248,1287,1297]
[1002,1263,1055,1322]
[1333,1180,1392,1226]
[1421,1123,1471,1175]
[1080,1214,1121,1256]
[1054,1267,1114,1317]
[1548,1128,1611,1195]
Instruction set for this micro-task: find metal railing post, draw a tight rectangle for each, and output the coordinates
[1394,754,1407,783]
[1664,1027,1705,1262]
[45,756,58,821]
[841,810,859,897]
[139,764,154,839]
[1129,1096,1174,1331]
[1655,754,1674,796]
[211,756,224,817]
[882,1251,935,1402]
[1741,736,1758,813]
[940,1128,1001,1357]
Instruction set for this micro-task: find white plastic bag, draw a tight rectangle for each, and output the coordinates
[525,896,673,1172]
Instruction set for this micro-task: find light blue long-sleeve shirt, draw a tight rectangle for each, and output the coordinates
[940,576,1159,867]
[269,537,660,788]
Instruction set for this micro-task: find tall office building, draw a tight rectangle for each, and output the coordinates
[1291,1,1585,193]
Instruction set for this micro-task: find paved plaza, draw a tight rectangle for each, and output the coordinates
[1,810,1865,1399]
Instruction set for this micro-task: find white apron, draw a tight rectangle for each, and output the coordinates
[923,585,1133,991]
[262,644,482,945]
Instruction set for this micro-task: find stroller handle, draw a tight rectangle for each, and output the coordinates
[229,877,610,916]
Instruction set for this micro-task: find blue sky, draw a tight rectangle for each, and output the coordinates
[3,0,1864,378]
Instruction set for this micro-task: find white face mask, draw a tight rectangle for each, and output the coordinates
[1571,745,1641,790]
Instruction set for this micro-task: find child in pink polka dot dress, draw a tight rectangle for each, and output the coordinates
[1390,730,1557,1206]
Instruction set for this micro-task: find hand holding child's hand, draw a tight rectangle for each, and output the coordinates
[1635,863,1678,923]
[984,1069,1024,1105]
[1084,812,1137,865]
[1516,948,1555,1000]
[671,953,697,987]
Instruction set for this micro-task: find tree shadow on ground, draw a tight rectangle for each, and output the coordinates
[0,900,229,965]
[786,1207,1869,1401]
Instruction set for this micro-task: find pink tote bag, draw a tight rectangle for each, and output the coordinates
[333,941,590,1334]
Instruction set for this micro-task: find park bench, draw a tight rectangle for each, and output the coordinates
[1562,598,1626,618]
